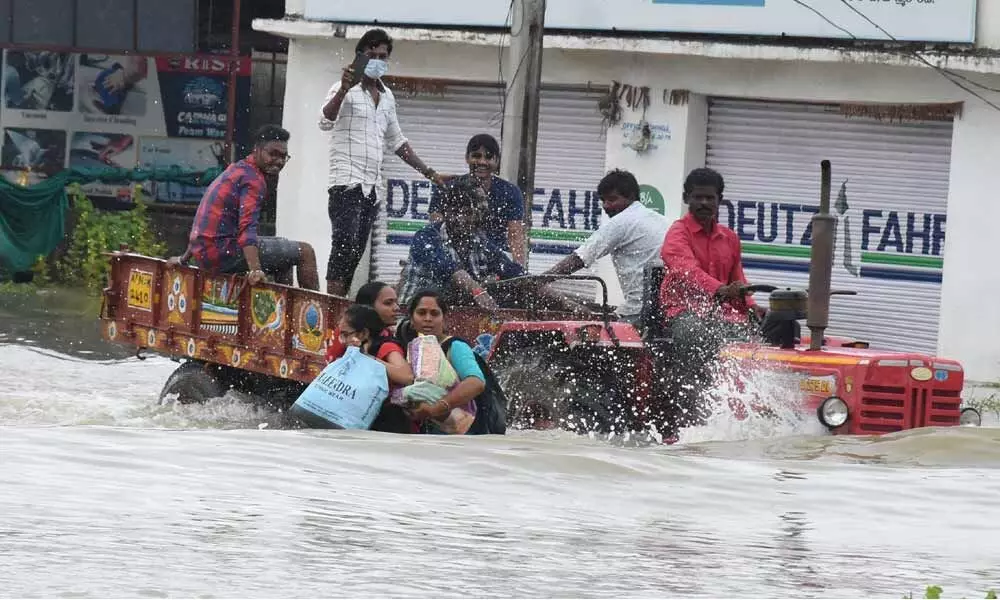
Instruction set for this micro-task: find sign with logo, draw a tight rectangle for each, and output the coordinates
[155,57,248,140]
[621,121,671,151]
[385,178,603,245]
[0,49,251,203]
[717,190,946,285]
[303,0,977,43]
[639,184,665,216]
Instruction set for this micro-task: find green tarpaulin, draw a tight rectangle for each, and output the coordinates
[0,166,221,272]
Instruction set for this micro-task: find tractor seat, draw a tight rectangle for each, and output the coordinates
[639,265,672,342]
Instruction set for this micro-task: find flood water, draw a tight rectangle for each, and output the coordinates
[2,286,999,598]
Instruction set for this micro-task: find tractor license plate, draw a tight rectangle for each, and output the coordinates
[800,375,836,395]
[127,269,153,310]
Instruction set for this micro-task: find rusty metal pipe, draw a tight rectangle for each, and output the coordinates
[807,160,835,351]
[223,0,242,164]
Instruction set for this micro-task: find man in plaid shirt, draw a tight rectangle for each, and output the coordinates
[169,125,320,289]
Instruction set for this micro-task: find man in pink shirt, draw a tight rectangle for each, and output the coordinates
[656,167,766,429]
[660,167,764,323]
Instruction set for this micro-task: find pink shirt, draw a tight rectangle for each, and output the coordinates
[659,213,756,322]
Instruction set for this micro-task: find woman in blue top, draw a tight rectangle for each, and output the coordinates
[401,290,485,429]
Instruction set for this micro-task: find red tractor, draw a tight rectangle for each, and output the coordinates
[487,274,979,439]
[487,161,981,439]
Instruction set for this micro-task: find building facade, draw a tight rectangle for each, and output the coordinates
[256,0,1000,383]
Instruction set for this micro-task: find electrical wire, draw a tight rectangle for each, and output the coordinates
[492,0,532,131]
[832,0,1000,109]
[835,0,894,39]
[791,0,1000,113]
[790,0,856,40]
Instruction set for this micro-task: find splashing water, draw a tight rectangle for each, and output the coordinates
[5,342,1000,597]
[677,350,830,445]
[0,345,292,430]
[494,339,828,448]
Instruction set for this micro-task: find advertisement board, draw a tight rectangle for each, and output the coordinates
[1,50,250,202]
[302,0,977,44]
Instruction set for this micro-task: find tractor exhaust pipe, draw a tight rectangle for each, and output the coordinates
[807,160,835,351]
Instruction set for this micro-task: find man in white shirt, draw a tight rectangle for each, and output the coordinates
[319,28,446,296]
[543,169,670,323]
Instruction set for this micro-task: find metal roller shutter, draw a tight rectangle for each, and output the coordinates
[371,83,608,298]
[705,98,953,354]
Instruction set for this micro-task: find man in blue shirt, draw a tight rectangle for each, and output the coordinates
[428,133,527,266]
[401,178,523,311]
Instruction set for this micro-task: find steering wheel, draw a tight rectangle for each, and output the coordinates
[487,275,611,317]
[739,284,778,296]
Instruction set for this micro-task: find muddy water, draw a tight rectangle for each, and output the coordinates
[1,286,998,598]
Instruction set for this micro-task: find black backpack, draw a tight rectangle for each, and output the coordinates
[441,337,508,435]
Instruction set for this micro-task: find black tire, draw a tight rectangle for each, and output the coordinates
[159,361,227,405]
[491,351,550,429]
[493,349,622,435]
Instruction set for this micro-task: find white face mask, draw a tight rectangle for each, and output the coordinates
[364,59,388,79]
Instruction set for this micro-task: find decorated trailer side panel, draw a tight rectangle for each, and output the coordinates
[99,253,574,385]
[101,253,346,384]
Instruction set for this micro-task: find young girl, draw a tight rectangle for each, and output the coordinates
[326,282,400,364]
[356,281,401,332]
[332,304,415,434]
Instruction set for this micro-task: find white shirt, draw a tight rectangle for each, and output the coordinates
[574,202,670,317]
[318,79,408,190]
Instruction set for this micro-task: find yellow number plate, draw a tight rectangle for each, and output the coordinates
[127,269,153,310]
[800,376,835,395]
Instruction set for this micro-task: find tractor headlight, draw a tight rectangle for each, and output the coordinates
[960,407,982,427]
[818,396,849,428]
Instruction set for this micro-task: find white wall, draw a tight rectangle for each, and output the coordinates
[276,34,1000,382]
[602,93,709,223]
[938,99,1000,381]
[978,0,1000,48]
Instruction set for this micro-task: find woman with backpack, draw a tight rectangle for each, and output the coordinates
[398,290,507,435]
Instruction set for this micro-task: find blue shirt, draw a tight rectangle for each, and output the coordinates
[400,221,526,303]
[429,175,524,251]
[446,339,485,382]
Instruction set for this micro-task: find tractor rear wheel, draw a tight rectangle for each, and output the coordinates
[493,349,625,435]
[158,361,227,405]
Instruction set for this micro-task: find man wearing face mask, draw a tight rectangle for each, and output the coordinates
[319,28,446,297]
